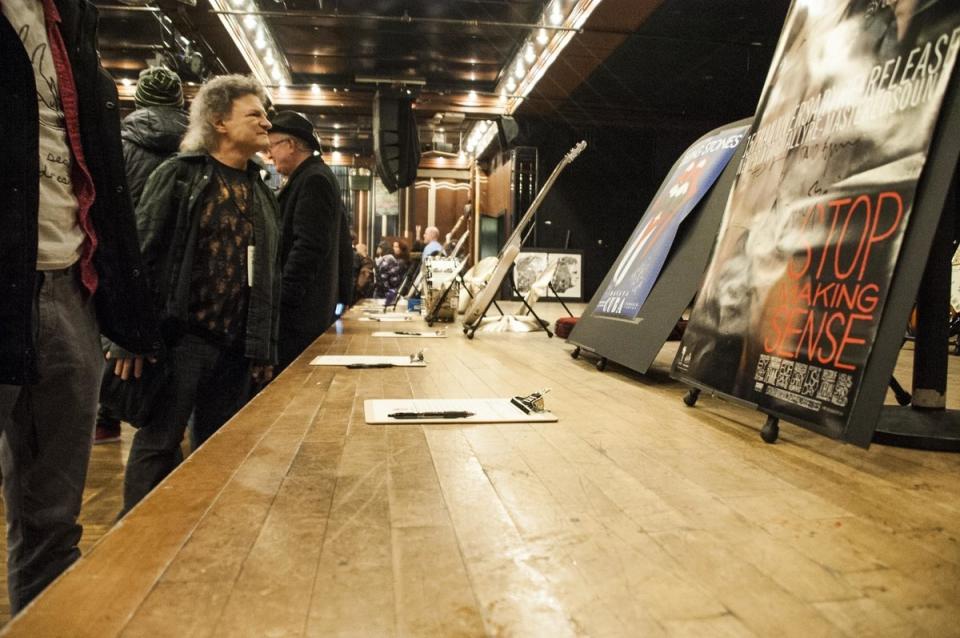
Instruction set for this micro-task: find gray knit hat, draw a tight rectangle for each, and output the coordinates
[135,66,184,108]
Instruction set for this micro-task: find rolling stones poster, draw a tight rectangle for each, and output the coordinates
[593,123,749,320]
[674,0,960,437]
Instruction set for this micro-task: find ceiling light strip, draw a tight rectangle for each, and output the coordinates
[465,0,603,156]
[208,0,291,99]
[504,0,604,114]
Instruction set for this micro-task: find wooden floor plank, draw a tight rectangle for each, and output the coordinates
[211,369,346,638]
[426,427,583,637]
[495,425,732,624]
[651,530,843,637]
[1,387,293,638]
[463,424,681,635]
[387,426,485,636]
[304,363,396,638]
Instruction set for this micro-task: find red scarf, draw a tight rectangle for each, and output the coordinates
[39,0,99,294]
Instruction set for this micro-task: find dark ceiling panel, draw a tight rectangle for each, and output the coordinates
[92,0,795,161]
[260,0,551,93]
[526,0,791,127]
[520,0,665,109]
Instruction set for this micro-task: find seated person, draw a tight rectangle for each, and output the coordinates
[422,226,444,257]
[374,240,402,298]
[354,243,375,301]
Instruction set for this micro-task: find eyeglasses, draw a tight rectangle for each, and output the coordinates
[268,137,292,150]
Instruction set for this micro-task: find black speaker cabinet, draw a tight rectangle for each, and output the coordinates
[373,90,420,193]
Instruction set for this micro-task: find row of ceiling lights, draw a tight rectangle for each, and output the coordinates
[120,1,599,165]
[468,0,603,157]
[213,0,593,110]
[214,0,371,102]
[497,0,603,110]
[210,0,290,96]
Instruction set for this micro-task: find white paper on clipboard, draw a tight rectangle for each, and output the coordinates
[363,398,557,424]
[358,315,414,322]
[309,355,426,367]
[371,330,446,338]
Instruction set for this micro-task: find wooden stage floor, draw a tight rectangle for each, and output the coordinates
[1,302,958,637]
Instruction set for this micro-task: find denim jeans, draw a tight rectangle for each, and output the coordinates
[0,267,101,613]
[121,334,251,515]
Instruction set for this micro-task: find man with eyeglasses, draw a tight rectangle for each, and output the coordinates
[267,111,353,371]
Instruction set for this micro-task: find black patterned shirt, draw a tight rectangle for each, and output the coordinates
[187,159,254,348]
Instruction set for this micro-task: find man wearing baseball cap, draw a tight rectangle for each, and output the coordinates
[267,111,353,371]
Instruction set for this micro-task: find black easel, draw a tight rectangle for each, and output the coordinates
[873,174,960,451]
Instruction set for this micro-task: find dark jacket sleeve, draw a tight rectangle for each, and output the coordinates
[136,159,183,306]
[122,139,161,211]
[283,172,337,301]
[337,211,354,305]
[87,67,162,355]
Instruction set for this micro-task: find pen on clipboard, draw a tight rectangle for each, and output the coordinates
[388,411,475,419]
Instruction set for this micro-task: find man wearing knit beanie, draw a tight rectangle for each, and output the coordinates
[134,65,184,109]
[95,66,188,444]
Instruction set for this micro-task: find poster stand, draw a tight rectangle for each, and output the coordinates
[680,69,960,449]
[567,118,752,373]
[873,166,960,451]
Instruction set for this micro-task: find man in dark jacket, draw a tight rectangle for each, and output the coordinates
[121,66,189,208]
[0,0,160,612]
[96,65,188,444]
[121,74,281,514]
[267,111,352,371]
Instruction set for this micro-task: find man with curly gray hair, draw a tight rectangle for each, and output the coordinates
[117,74,282,513]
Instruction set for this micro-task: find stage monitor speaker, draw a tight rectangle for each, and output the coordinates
[373,91,420,193]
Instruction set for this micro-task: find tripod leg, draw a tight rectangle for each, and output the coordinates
[514,276,551,337]
[458,274,475,299]
[548,283,575,317]
[889,376,912,406]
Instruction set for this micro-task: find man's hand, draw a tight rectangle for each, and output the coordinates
[105,351,157,380]
[251,364,274,384]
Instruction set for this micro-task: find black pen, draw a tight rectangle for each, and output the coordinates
[388,411,475,419]
[347,363,396,369]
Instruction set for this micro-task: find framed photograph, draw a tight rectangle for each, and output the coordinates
[511,248,582,301]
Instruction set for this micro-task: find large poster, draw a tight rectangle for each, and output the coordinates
[674,0,960,436]
[594,124,749,319]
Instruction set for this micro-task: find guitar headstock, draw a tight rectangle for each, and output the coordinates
[446,210,470,243]
[566,140,587,163]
